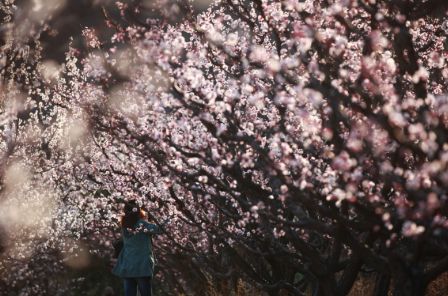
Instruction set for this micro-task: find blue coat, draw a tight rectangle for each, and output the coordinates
[112,219,161,278]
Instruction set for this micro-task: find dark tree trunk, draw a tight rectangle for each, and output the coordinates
[374,273,391,296]
[314,276,336,296]
[336,254,363,296]
[391,266,427,296]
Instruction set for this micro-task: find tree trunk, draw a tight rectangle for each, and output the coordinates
[392,267,427,296]
[374,273,390,296]
[313,276,336,296]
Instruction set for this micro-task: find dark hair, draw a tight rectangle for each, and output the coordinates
[121,201,145,230]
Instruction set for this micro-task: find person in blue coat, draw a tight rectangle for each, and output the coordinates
[113,201,164,296]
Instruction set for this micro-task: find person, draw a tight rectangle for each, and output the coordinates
[112,201,164,296]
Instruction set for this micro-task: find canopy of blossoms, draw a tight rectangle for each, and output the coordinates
[1,0,448,295]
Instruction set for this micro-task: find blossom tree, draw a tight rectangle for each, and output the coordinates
[1,0,448,295]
